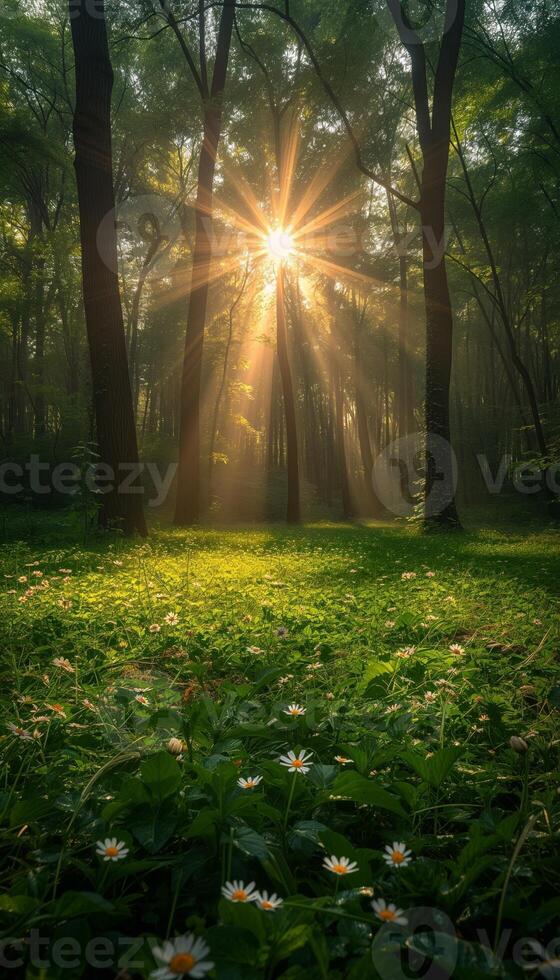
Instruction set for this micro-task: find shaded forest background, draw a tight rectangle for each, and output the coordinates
[0,0,558,523]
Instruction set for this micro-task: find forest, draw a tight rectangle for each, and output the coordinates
[0,1,559,978]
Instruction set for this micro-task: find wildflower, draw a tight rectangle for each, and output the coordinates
[279,749,313,774]
[396,646,415,659]
[221,880,258,903]
[135,694,149,706]
[278,675,293,684]
[32,570,43,578]
[47,703,66,718]
[164,613,179,626]
[82,699,96,711]
[522,940,560,978]
[283,703,306,717]
[58,599,72,610]
[323,855,359,876]
[401,572,416,581]
[95,838,129,862]
[424,691,437,703]
[276,627,288,637]
[425,571,436,578]
[149,624,161,633]
[384,620,395,628]
[237,775,263,790]
[306,662,322,671]
[372,898,408,925]
[18,575,27,583]
[334,755,353,765]
[247,645,263,655]
[7,722,33,741]
[151,934,214,979]
[256,890,283,911]
[449,643,465,655]
[385,703,401,714]
[59,568,72,574]
[383,842,412,869]
[52,657,75,674]
[325,692,335,700]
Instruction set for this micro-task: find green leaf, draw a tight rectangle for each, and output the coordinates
[140,751,181,801]
[401,747,463,788]
[52,891,114,920]
[231,825,269,859]
[328,772,405,816]
[129,806,177,853]
[0,894,39,916]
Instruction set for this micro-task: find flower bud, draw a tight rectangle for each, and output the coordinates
[167,737,184,755]
[510,735,528,754]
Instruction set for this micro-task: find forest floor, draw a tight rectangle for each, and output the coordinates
[1,519,559,979]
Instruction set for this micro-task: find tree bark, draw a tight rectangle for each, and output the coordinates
[276,264,300,523]
[69,0,147,536]
[174,0,236,525]
[388,0,465,529]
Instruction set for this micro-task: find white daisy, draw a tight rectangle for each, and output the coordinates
[523,941,560,978]
[164,612,179,626]
[283,703,306,717]
[372,898,408,925]
[256,890,283,911]
[221,880,258,903]
[383,841,412,869]
[95,838,129,862]
[7,722,33,741]
[151,934,214,978]
[279,749,313,774]
[237,775,263,790]
[334,755,353,765]
[323,855,359,876]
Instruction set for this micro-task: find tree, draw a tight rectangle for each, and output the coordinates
[69,0,147,535]
[158,0,237,525]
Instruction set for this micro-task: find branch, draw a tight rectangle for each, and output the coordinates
[231,2,419,210]
[157,0,205,100]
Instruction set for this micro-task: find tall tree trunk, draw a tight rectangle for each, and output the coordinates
[276,264,300,523]
[388,0,465,529]
[69,0,147,536]
[174,0,236,525]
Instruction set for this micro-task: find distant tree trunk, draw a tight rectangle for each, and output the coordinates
[332,349,352,518]
[174,0,236,525]
[388,0,465,529]
[69,0,147,536]
[276,264,300,523]
[386,191,413,438]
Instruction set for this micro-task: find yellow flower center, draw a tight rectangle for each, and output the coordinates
[105,846,119,858]
[391,850,405,864]
[169,952,196,974]
[261,900,273,909]
[291,759,303,767]
[289,708,300,714]
[232,889,248,901]
[333,864,348,874]
[379,909,397,921]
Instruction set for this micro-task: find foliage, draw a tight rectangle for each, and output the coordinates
[0,520,558,977]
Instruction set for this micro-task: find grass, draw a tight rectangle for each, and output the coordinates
[1,518,559,979]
